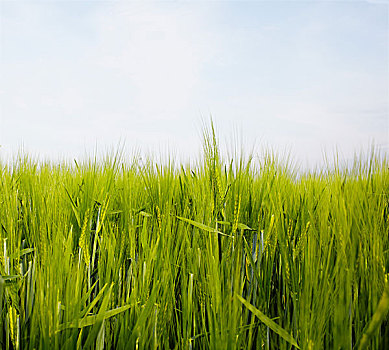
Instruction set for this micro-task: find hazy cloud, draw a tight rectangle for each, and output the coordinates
[0,1,387,167]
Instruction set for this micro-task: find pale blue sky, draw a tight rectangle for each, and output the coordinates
[0,1,388,167]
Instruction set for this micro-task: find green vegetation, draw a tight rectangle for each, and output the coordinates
[0,126,388,349]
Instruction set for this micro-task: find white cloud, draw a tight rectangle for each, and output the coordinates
[91,3,216,119]
[0,1,387,167]
[0,2,218,159]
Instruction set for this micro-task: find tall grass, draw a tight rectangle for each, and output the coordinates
[0,126,388,349]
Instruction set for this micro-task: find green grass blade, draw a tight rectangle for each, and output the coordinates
[357,281,389,350]
[236,294,300,349]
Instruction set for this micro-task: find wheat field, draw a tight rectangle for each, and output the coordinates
[0,126,388,349]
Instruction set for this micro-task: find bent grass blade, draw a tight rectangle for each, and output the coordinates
[236,294,300,349]
[357,281,389,350]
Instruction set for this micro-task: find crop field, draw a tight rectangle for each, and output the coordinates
[0,128,388,349]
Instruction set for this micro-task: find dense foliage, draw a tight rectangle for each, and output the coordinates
[0,129,388,349]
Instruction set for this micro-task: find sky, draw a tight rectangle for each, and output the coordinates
[0,0,388,168]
